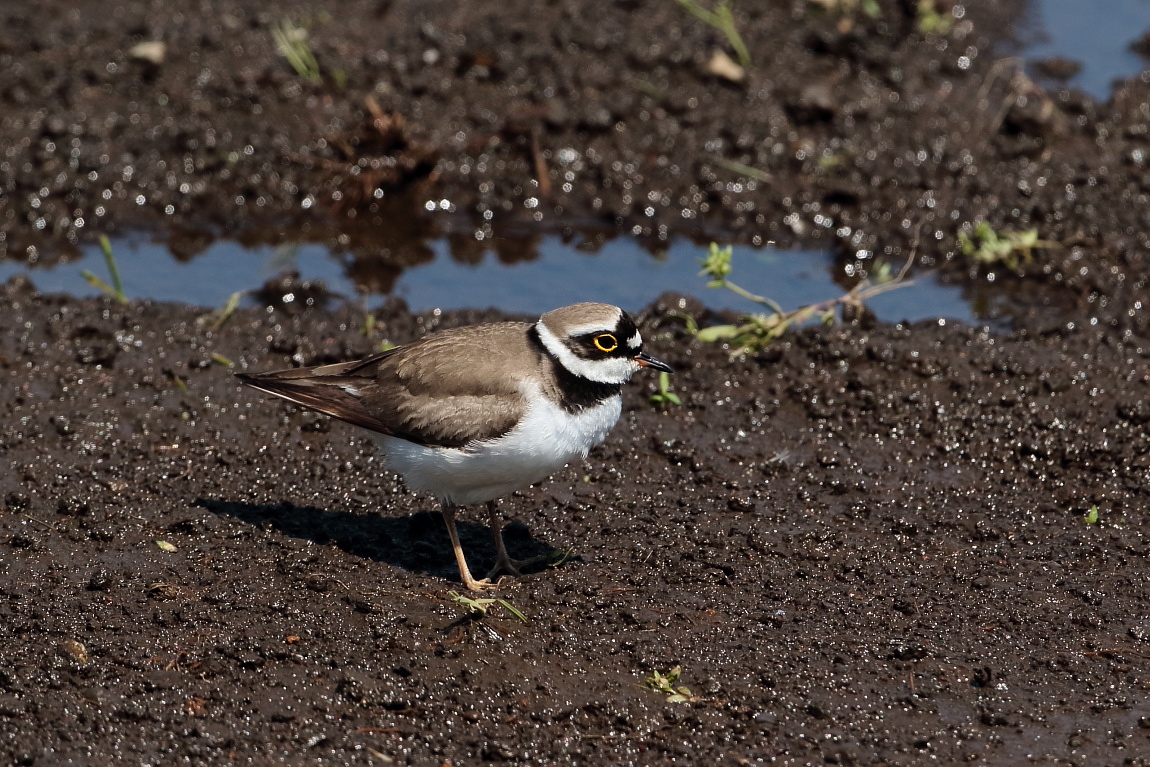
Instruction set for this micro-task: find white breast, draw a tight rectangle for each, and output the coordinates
[377,385,623,506]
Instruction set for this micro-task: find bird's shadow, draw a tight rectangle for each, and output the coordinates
[196,498,561,586]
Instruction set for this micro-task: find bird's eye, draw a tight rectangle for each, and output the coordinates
[592,333,618,352]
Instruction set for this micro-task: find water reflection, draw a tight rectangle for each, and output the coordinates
[0,223,996,328]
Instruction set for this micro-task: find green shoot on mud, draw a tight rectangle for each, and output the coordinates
[806,0,881,21]
[362,313,396,352]
[81,235,127,304]
[201,290,246,330]
[648,371,682,409]
[643,665,696,703]
[448,591,529,624]
[808,0,949,34]
[915,0,953,34]
[545,547,575,568]
[1083,505,1099,525]
[713,157,771,183]
[692,242,913,356]
[958,221,1058,269]
[272,19,321,84]
[674,0,751,68]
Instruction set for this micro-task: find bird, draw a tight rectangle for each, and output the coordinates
[236,302,672,590]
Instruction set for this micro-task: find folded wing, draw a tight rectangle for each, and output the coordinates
[237,325,534,449]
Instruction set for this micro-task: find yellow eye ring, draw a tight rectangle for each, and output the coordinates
[592,333,618,353]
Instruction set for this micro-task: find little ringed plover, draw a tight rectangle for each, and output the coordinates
[237,302,672,590]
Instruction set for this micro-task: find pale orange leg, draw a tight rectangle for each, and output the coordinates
[440,503,497,591]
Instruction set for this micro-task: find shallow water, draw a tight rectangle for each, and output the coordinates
[0,233,980,323]
[1022,0,1149,97]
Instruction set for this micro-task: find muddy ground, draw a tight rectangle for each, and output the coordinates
[3,0,1150,765]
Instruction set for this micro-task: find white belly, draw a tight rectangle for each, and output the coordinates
[377,390,622,506]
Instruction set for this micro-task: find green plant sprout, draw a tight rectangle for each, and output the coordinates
[916,0,953,34]
[693,242,914,356]
[81,235,127,304]
[649,370,682,408]
[675,0,751,68]
[448,591,529,624]
[1083,505,1099,525]
[545,547,574,568]
[807,0,881,20]
[362,313,397,352]
[643,665,696,703]
[713,157,772,183]
[272,19,321,84]
[958,221,1058,269]
[201,290,246,330]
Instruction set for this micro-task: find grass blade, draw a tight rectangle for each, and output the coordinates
[82,235,128,304]
[98,235,125,301]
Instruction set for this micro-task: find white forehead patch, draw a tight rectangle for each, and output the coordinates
[626,331,642,349]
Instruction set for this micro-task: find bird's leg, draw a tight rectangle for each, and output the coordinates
[440,503,497,591]
[485,500,548,580]
[486,500,521,579]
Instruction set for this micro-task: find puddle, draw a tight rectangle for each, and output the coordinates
[1021,0,1149,97]
[0,232,986,325]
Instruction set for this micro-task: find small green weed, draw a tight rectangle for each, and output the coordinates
[649,370,682,409]
[448,591,529,624]
[916,0,953,34]
[807,0,881,21]
[817,152,845,170]
[81,235,127,304]
[201,290,246,330]
[362,313,396,352]
[713,157,772,183]
[675,0,751,68]
[1083,505,1099,525]
[958,221,1057,269]
[272,19,321,84]
[644,665,696,703]
[692,242,913,356]
[546,547,575,568]
[698,242,785,312]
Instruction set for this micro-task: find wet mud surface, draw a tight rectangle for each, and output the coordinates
[3,0,1150,764]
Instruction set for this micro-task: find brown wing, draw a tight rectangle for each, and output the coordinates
[236,322,538,448]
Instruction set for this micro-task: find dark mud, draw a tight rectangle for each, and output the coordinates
[3,0,1150,764]
[6,281,1150,765]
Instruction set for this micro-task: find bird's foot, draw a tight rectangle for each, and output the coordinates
[459,572,506,592]
[484,553,549,582]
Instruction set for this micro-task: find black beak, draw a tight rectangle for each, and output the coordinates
[634,351,673,373]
